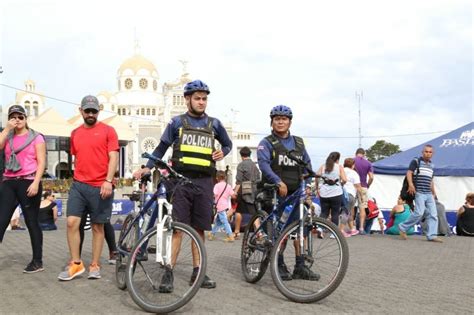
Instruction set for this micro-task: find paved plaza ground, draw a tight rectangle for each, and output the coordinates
[0,218,472,314]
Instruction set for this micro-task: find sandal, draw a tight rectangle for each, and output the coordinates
[234,232,240,240]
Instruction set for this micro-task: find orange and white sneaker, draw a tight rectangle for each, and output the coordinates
[88,263,101,279]
[58,261,85,281]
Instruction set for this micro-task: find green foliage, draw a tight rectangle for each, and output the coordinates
[42,178,133,193]
[366,140,401,162]
[42,179,73,193]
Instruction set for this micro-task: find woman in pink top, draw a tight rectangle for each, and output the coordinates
[0,105,46,273]
[208,170,236,242]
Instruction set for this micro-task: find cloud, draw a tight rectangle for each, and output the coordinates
[1,0,471,168]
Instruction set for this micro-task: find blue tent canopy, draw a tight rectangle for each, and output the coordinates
[373,122,474,176]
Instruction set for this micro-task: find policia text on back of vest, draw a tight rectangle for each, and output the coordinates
[171,115,216,176]
[264,134,305,193]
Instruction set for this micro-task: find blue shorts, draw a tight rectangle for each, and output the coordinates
[170,176,213,231]
[67,181,113,224]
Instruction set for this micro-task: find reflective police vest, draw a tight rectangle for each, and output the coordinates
[171,114,216,175]
[265,134,305,193]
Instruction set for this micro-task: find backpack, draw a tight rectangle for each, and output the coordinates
[366,198,379,219]
[400,158,421,204]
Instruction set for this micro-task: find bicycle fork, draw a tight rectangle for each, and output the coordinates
[298,200,315,267]
[156,198,173,266]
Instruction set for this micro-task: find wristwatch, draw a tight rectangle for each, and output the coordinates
[105,179,113,183]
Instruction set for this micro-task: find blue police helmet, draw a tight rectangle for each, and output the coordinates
[183,80,210,96]
[270,105,293,119]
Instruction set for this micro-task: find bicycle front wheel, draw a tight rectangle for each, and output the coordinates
[115,213,139,290]
[125,222,207,314]
[241,210,271,283]
[269,217,349,303]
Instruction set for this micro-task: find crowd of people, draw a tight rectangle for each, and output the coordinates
[0,79,472,292]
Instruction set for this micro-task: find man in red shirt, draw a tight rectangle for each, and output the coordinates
[58,95,119,281]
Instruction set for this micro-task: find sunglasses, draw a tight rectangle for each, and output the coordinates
[10,115,25,120]
[84,109,98,114]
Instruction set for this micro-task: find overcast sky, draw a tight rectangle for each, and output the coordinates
[0,0,472,166]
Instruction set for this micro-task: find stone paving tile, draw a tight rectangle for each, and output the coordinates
[0,219,472,314]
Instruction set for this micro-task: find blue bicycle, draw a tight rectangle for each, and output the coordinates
[241,152,349,303]
[116,152,207,313]
[115,173,155,290]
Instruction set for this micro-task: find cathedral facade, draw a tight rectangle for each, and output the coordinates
[2,53,258,183]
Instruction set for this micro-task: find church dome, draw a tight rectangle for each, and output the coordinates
[117,54,158,78]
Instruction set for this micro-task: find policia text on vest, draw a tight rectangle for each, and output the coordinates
[172,114,216,175]
[265,134,306,193]
[181,134,213,149]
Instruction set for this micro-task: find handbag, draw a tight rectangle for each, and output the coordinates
[240,162,259,203]
[366,199,380,219]
[341,187,349,207]
[241,181,253,195]
[400,158,420,203]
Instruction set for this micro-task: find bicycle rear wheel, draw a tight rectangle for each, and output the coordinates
[269,217,349,303]
[115,213,139,290]
[125,222,207,314]
[241,210,272,283]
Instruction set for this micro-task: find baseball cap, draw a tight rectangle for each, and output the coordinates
[8,105,27,117]
[81,95,100,111]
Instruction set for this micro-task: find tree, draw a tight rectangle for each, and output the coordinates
[366,140,401,162]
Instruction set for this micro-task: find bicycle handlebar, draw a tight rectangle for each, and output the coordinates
[286,150,317,178]
[139,172,152,185]
[141,152,194,186]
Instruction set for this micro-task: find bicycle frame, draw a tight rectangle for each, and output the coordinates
[139,152,197,267]
[117,156,187,264]
[155,197,173,265]
[253,153,319,256]
[255,183,309,244]
[116,179,166,258]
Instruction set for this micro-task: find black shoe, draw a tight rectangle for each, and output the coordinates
[23,260,44,274]
[200,275,216,289]
[278,264,292,281]
[108,251,119,265]
[292,265,320,281]
[158,267,174,293]
[147,245,156,254]
[189,269,216,289]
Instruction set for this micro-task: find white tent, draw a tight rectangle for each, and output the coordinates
[371,122,474,211]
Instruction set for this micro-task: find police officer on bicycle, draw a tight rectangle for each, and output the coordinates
[257,105,319,281]
[134,80,232,292]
